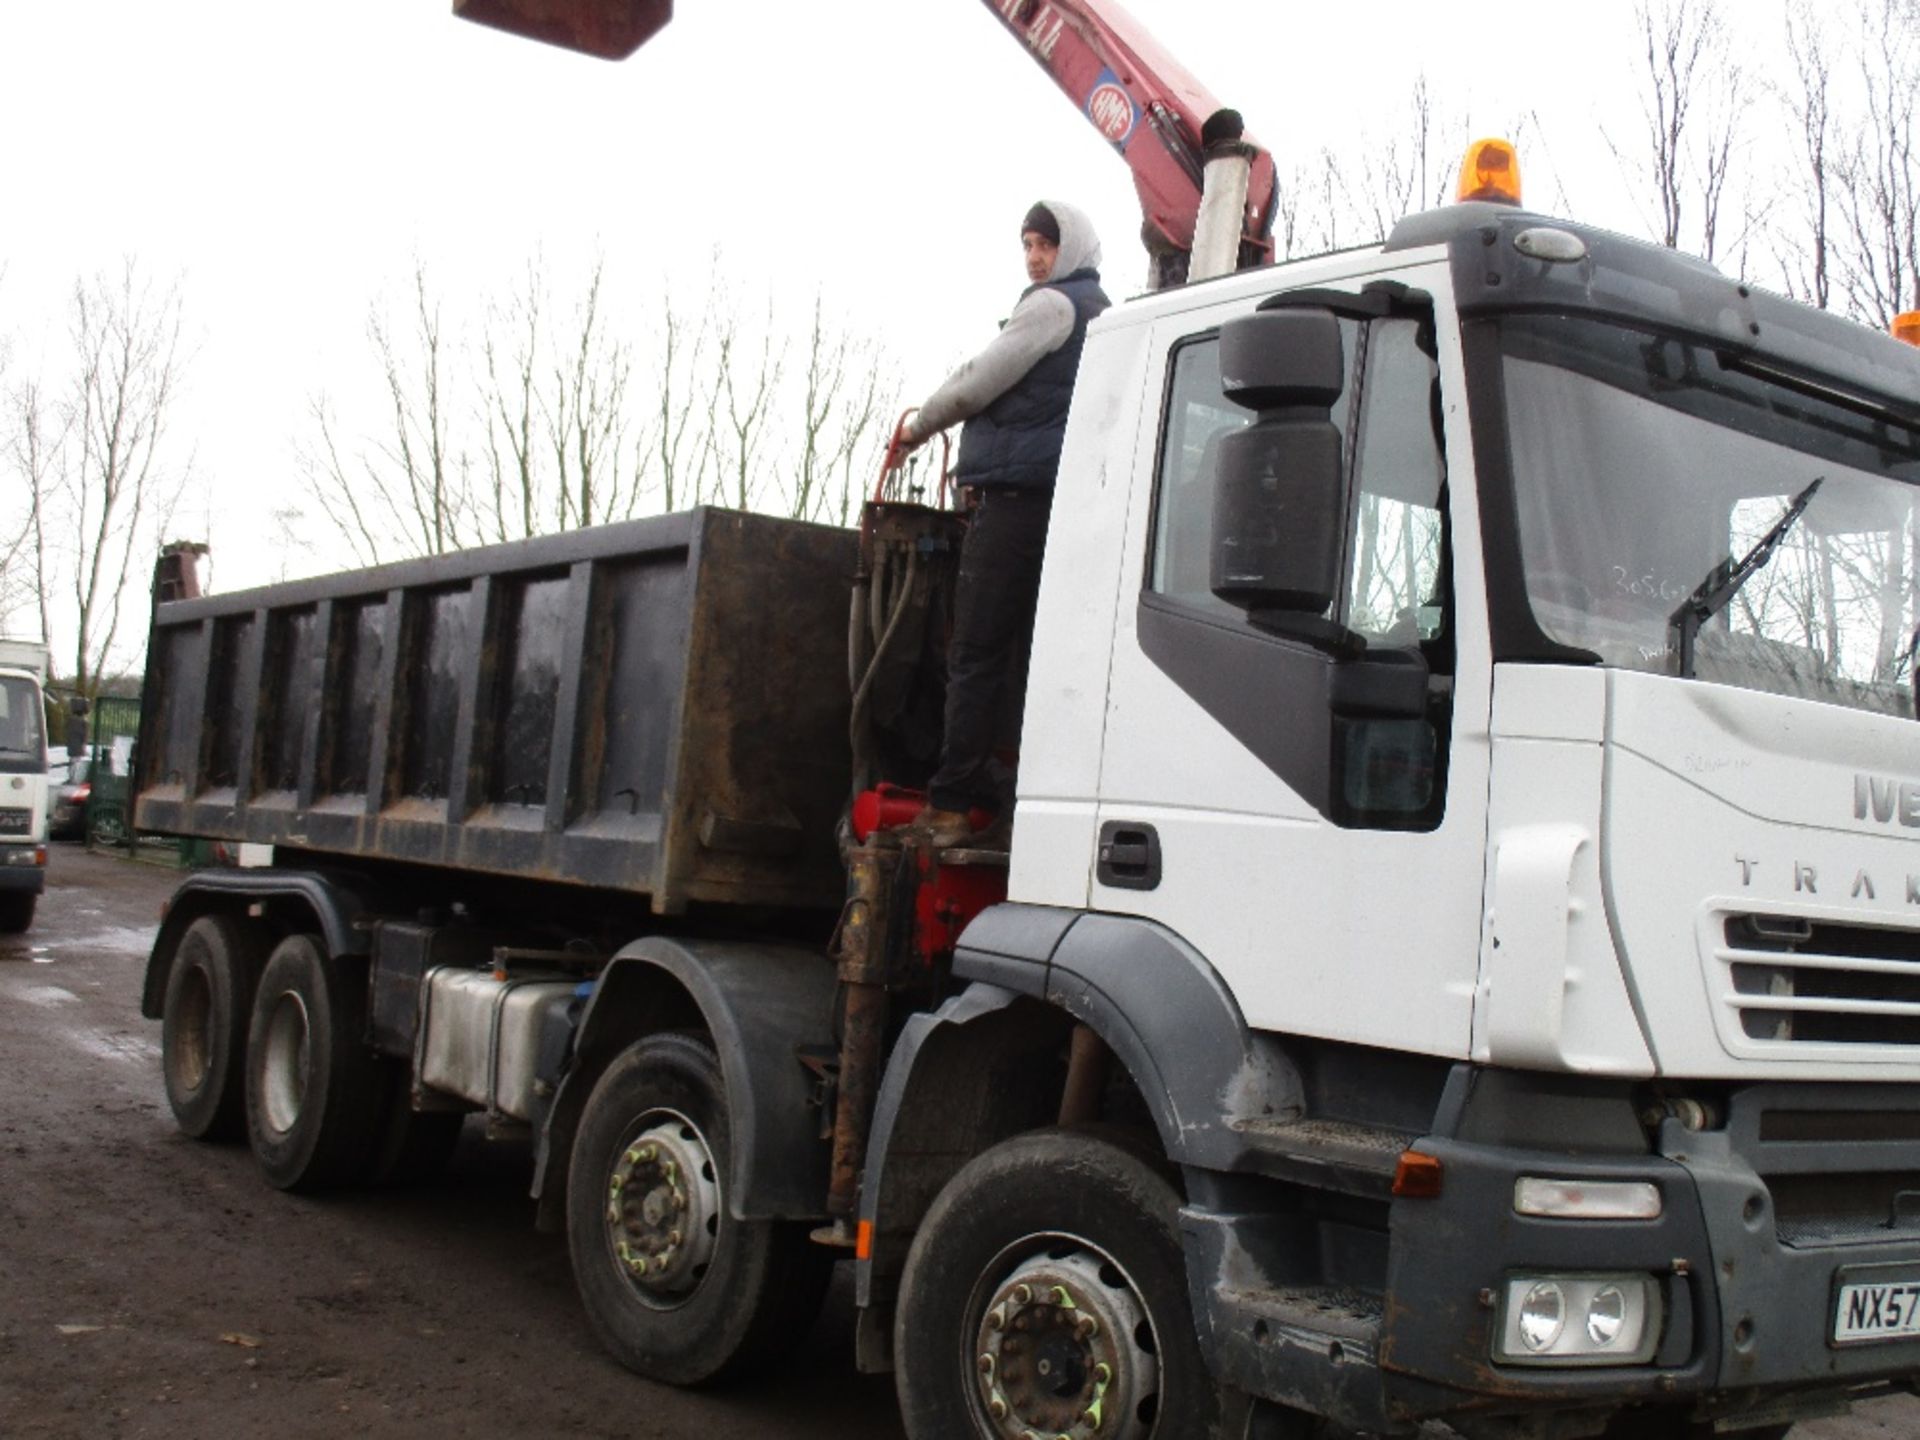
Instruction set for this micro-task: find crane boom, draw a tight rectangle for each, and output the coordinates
[978,0,1276,279]
[450,0,1276,282]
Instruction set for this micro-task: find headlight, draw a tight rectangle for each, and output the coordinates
[1496,1274,1661,1366]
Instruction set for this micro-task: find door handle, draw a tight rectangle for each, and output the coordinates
[1097,821,1161,891]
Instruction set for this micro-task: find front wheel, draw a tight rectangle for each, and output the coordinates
[0,891,34,934]
[895,1128,1225,1440]
[565,1032,830,1386]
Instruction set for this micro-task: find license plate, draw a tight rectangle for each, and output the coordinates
[0,809,28,836]
[1834,1276,1920,1344]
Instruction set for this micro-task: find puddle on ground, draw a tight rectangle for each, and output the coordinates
[13,983,80,1007]
[47,925,157,956]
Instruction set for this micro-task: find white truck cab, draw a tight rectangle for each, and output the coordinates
[0,638,51,933]
[973,199,1920,1431]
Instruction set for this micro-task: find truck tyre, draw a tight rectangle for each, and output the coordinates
[895,1128,1223,1440]
[243,934,385,1191]
[566,1032,830,1386]
[0,892,34,934]
[161,913,266,1140]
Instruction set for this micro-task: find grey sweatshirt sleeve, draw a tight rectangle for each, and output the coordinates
[904,288,1076,443]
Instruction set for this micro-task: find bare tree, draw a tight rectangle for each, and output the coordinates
[1778,1,1837,308]
[639,289,712,516]
[546,258,639,530]
[1833,0,1920,327]
[1355,75,1453,240]
[790,294,897,524]
[711,292,786,512]
[479,254,641,540]
[306,251,909,557]
[3,378,67,647]
[1624,0,1745,261]
[303,265,474,564]
[3,264,194,694]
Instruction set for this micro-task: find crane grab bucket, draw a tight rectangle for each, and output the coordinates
[452,0,672,59]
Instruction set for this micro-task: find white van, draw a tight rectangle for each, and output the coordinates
[0,637,51,933]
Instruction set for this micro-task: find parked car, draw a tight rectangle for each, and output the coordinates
[50,756,93,841]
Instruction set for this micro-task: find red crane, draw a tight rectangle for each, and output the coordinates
[452,0,1277,284]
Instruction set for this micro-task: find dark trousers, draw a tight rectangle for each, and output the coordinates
[928,487,1053,815]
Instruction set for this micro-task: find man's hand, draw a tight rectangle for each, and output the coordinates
[885,418,924,471]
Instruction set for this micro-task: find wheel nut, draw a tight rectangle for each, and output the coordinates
[1075,1315,1098,1339]
[978,1353,994,1375]
[1012,1283,1032,1306]
[988,1396,1008,1420]
[988,1304,1008,1331]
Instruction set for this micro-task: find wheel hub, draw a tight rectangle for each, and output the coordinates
[169,965,214,1094]
[973,1245,1159,1440]
[604,1111,720,1300]
[258,990,311,1136]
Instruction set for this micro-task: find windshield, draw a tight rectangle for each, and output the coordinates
[0,675,47,767]
[1499,316,1920,718]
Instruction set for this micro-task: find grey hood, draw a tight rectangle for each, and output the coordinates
[1038,200,1102,280]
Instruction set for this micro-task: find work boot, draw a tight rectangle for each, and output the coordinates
[905,805,980,851]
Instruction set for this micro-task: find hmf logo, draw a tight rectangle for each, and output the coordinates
[1087,81,1136,144]
[1854,774,1920,828]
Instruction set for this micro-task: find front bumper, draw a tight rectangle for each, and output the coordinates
[1194,1072,1920,1435]
[0,845,47,893]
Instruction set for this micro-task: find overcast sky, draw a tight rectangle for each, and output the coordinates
[0,0,1752,619]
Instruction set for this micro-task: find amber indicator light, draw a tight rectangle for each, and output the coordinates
[1457,138,1523,206]
[1392,1150,1445,1199]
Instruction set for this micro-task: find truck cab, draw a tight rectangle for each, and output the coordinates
[957,200,1920,1431]
[0,638,51,933]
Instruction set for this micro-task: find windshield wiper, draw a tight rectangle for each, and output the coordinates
[1668,475,1825,679]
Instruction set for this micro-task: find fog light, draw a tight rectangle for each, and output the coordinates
[1497,1274,1661,1367]
[1517,1282,1565,1352]
[1515,1177,1662,1220]
[1586,1285,1627,1346]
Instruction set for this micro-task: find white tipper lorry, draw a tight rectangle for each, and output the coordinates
[0,637,50,933]
[133,160,1920,1439]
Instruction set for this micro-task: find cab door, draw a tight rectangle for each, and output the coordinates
[1090,262,1492,1059]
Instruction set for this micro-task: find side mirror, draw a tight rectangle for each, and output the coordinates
[1210,309,1346,615]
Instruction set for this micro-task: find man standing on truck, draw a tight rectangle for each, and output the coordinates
[893,199,1109,848]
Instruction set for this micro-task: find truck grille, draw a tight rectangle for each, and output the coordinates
[1721,913,1920,1047]
[0,808,29,836]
